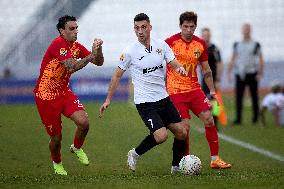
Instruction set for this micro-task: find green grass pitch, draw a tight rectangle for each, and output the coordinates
[0,96,283,188]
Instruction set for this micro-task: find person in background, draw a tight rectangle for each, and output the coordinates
[34,15,104,175]
[260,81,284,127]
[200,27,224,130]
[227,23,264,125]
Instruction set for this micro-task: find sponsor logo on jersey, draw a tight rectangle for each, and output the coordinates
[156,48,162,55]
[60,48,67,56]
[194,48,201,59]
[143,64,163,74]
[119,53,125,61]
[72,49,79,58]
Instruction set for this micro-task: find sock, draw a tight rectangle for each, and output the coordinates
[135,134,158,156]
[184,131,190,156]
[205,125,219,156]
[51,153,61,164]
[73,136,84,149]
[172,138,186,166]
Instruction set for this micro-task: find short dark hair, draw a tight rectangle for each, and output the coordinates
[271,82,282,93]
[134,13,150,23]
[56,15,77,34]
[179,11,197,25]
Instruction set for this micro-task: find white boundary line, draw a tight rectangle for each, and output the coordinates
[127,103,284,162]
[192,126,284,162]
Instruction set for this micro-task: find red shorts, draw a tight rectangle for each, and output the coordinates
[35,90,85,136]
[169,89,211,119]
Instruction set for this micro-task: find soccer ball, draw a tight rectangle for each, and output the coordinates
[179,155,202,175]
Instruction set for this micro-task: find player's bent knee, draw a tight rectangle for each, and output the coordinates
[206,116,214,125]
[154,131,168,144]
[176,127,187,140]
[182,121,190,130]
[201,112,214,125]
[71,110,89,130]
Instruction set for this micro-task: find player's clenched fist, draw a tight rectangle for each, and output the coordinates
[175,66,187,76]
[93,38,103,50]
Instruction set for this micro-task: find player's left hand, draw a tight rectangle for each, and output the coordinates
[210,91,220,105]
[92,38,103,52]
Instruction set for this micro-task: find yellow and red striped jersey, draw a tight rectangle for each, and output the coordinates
[165,33,208,95]
[34,36,90,100]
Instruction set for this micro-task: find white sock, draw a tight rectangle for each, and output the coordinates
[53,161,62,165]
[133,149,139,157]
[71,144,80,151]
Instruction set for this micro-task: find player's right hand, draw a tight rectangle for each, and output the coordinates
[176,66,187,76]
[99,100,110,118]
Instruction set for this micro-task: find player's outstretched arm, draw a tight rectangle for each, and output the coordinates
[99,67,125,118]
[200,61,219,102]
[61,38,104,74]
[168,59,187,76]
[61,55,95,74]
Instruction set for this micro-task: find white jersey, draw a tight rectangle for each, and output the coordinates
[262,92,284,125]
[233,40,262,79]
[118,38,175,104]
[262,93,284,111]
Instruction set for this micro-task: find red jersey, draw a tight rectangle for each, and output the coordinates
[34,36,90,100]
[165,33,208,95]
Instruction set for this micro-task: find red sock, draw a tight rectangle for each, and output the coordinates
[73,136,84,149]
[205,125,219,156]
[184,131,190,156]
[51,153,61,163]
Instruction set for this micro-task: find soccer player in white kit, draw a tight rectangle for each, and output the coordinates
[99,13,188,172]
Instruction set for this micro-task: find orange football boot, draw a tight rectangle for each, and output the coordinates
[210,157,232,169]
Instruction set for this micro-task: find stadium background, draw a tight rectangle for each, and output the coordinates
[0,0,283,103]
[0,1,284,188]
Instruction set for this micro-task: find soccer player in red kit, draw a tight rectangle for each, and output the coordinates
[165,11,231,172]
[34,15,104,175]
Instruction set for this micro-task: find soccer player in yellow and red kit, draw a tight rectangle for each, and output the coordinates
[34,15,104,175]
[165,11,231,172]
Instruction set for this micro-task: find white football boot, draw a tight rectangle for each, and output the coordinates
[171,166,180,174]
[127,148,139,171]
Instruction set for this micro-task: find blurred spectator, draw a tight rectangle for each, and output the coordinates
[260,81,284,127]
[227,23,265,125]
[3,67,13,79]
[200,27,224,129]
